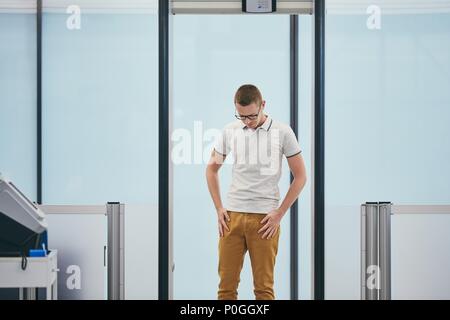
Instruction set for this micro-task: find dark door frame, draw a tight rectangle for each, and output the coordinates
[158,1,325,300]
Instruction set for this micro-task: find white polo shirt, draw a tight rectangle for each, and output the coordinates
[214,115,302,214]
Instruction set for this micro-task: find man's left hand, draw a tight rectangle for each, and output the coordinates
[258,209,283,239]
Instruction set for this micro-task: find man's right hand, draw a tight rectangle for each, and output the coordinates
[217,207,230,237]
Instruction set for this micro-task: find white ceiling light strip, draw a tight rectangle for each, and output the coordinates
[327,0,450,15]
[0,0,158,14]
[0,0,36,13]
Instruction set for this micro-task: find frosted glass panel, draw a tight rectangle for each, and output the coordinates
[124,204,158,299]
[173,15,291,299]
[0,11,36,200]
[42,1,158,299]
[47,213,107,300]
[325,5,450,299]
[392,214,450,299]
[0,9,36,300]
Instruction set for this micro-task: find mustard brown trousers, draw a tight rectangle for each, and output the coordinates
[218,211,280,300]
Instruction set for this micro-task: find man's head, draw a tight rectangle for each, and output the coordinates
[234,84,266,129]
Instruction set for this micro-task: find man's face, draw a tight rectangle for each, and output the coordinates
[235,101,266,129]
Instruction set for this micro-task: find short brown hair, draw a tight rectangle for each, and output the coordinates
[234,84,262,106]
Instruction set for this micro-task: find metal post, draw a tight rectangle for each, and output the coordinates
[379,202,391,300]
[159,0,170,300]
[25,288,37,300]
[364,203,379,300]
[290,14,299,300]
[107,202,125,300]
[313,0,326,300]
[37,0,42,205]
[361,205,366,300]
[362,202,392,300]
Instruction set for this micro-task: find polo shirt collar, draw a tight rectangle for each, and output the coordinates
[240,114,273,131]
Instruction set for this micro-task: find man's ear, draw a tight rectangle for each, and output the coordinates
[261,100,266,108]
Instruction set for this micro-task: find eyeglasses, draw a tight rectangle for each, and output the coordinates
[235,106,261,121]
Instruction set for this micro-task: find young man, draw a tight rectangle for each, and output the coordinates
[205,84,307,300]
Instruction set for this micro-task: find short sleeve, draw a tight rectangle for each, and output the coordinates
[213,129,231,156]
[282,126,302,158]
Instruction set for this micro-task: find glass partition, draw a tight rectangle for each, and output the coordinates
[42,0,159,299]
[0,2,36,200]
[0,1,37,300]
[325,0,450,299]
